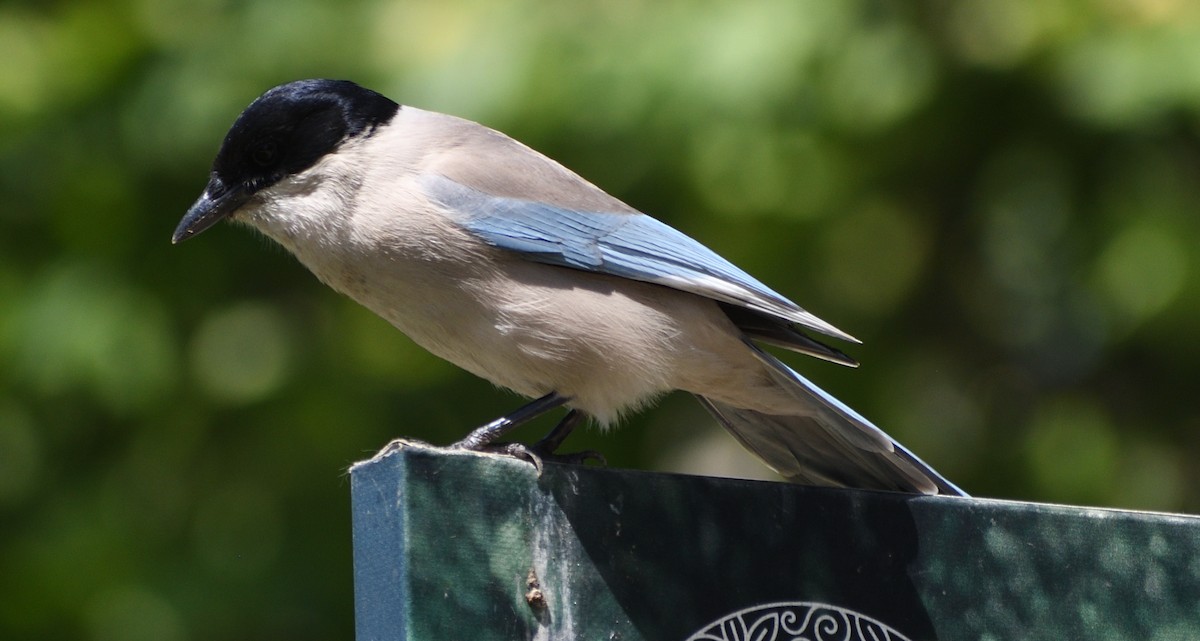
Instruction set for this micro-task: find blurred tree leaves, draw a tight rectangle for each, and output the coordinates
[3,0,1200,639]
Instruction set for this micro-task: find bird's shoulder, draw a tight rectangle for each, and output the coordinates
[394,107,638,215]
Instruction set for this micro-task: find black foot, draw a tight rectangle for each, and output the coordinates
[452,392,570,450]
[367,434,604,472]
[447,398,606,475]
[527,409,606,469]
[542,448,607,467]
[465,441,606,476]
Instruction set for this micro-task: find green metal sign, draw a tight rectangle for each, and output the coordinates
[352,444,1200,640]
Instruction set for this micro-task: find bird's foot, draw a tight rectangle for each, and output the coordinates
[453,440,606,476]
[444,403,603,475]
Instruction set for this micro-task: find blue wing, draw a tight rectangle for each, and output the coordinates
[424,174,855,342]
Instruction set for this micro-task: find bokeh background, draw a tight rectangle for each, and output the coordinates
[2,0,1200,639]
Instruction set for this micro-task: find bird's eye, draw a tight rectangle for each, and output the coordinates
[250,141,277,167]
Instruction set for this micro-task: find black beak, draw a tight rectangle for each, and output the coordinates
[172,175,251,244]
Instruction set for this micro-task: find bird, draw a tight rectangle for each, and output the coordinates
[173,78,967,496]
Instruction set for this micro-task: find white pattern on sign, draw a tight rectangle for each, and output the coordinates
[686,601,913,641]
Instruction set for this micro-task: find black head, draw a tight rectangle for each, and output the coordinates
[173,79,399,243]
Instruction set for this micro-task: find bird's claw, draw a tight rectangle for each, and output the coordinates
[486,442,546,475]
[452,441,606,476]
[539,448,606,468]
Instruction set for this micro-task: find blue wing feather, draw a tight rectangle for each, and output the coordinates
[425,174,855,342]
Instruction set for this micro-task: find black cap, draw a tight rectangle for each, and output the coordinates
[173,79,399,243]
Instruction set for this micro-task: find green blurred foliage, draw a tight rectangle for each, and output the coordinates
[2,0,1200,638]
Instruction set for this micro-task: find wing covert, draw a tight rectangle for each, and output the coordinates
[425,174,855,342]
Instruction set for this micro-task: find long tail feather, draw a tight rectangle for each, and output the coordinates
[697,341,968,496]
[718,303,858,367]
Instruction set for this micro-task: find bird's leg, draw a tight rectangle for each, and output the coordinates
[448,396,605,474]
[527,410,606,466]
[371,392,569,462]
[372,393,605,471]
[451,391,569,450]
[530,409,583,453]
